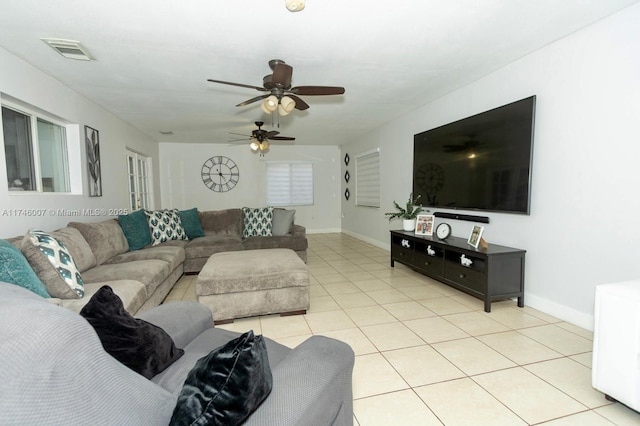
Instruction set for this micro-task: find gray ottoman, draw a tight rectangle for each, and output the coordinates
[197,248,309,324]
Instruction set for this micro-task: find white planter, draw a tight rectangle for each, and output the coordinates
[403,219,416,231]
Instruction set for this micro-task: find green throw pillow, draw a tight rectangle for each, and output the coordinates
[179,208,205,239]
[0,239,49,298]
[118,209,152,251]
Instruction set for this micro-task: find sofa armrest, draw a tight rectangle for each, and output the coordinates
[246,336,355,426]
[291,224,306,238]
[136,301,214,349]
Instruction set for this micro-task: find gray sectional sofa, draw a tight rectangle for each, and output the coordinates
[5,207,307,314]
[0,282,354,425]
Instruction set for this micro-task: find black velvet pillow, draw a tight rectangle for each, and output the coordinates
[169,330,273,426]
[79,285,184,379]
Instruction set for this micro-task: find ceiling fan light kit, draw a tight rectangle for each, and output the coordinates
[278,96,296,115]
[285,0,305,12]
[261,95,279,114]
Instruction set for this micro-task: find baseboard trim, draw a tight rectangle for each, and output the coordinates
[525,293,594,331]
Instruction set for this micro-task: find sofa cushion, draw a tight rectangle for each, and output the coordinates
[80,285,184,379]
[0,239,49,298]
[118,209,152,251]
[106,245,185,273]
[183,234,242,259]
[272,208,296,236]
[81,259,171,298]
[198,208,243,236]
[61,280,147,314]
[179,208,205,239]
[21,230,84,299]
[69,219,129,266]
[169,330,272,426]
[242,235,308,252]
[145,209,189,246]
[242,207,274,238]
[49,227,97,273]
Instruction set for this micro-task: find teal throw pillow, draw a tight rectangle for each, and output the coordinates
[242,207,274,238]
[0,239,50,298]
[179,208,205,239]
[118,209,152,251]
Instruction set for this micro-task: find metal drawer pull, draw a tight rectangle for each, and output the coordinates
[401,239,410,248]
[459,274,466,279]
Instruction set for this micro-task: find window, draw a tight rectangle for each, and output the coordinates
[355,149,380,207]
[2,104,70,192]
[126,149,154,211]
[266,161,313,206]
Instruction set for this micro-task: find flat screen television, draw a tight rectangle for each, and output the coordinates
[413,95,536,215]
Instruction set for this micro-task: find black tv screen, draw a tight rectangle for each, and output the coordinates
[413,96,536,215]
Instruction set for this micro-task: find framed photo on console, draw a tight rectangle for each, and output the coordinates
[415,214,435,236]
[467,225,484,248]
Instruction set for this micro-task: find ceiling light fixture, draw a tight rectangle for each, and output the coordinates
[41,38,94,61]
[261,95,279,114]
[285,0,305,12]
[278,96,296,116]
[250,138,270,156]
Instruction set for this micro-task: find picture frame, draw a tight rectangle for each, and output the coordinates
[415,214,435,236]
[467,225,484,248]
[84,125,102,197]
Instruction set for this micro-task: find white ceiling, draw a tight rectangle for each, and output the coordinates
[1,0,637,147]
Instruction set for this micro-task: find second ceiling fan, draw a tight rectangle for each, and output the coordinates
[230,121,295,155]
[208,59,345,115]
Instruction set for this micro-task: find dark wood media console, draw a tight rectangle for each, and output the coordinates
[390,230,525,312]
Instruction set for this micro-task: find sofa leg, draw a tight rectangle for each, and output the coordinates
[280,309,306,317]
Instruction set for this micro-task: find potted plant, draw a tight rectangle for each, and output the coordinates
[385,193,422,231]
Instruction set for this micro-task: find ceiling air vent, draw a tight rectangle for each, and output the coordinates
[41,38,94,61]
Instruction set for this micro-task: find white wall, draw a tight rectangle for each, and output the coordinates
[342,3,640,329]
[158,143,342,233]
[0,47,162,238]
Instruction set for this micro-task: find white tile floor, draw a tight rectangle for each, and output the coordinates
[165,233,640,426]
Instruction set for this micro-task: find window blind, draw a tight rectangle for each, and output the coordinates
[355,149,380,207]
[266,161,313,206]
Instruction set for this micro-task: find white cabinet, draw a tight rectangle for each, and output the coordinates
[592,280,640,410]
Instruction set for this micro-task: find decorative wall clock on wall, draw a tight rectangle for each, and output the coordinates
[201,156,239,192]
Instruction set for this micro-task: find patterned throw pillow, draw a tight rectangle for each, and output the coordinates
[25,230,84,298]
[242,207,274,238]
[144,209,188,246]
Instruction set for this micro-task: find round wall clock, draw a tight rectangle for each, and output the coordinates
[435,223,451,240]
[201,156,239,192]
[416,163,445,193]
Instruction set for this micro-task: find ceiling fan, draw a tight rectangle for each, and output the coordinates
[207,59,345,115]
[230,121,295,155]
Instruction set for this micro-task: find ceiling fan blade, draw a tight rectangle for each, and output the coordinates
[270,136,296,141]
[229,132,251,137]
[236,94,269,107]
[288,94,309,110]
[265,131,280,138]
[290,86,345,96]
[207,79,267,91]
[272,63,293,88]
